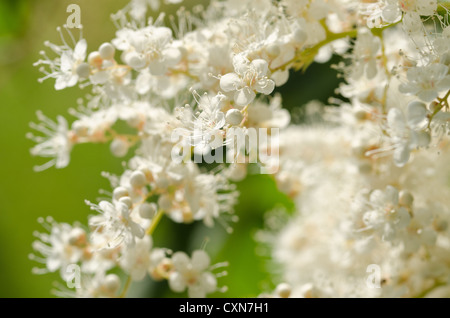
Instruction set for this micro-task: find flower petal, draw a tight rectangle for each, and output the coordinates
[220,73,241,92]
[191,250,210,271]
[234,87,256,106]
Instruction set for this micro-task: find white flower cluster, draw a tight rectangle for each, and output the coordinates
[29,0,450,298]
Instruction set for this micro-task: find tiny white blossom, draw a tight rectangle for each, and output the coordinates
[27,111,73,171]
[30,218,84,280]
[350,29,380,80]
[386,102,430,166]
[175,92,226,148]
[119,236,152,281]
[361,186,411,241]
[220,54,275,107]
[34,27,88,90]
[399,63,450,102]
[87,200,145,249]
[113,25,181,75]
[168,250,218,298]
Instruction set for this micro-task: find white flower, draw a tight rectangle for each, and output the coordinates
[247,94,290,128]
[158,162,238,227]
[220,55,275,107]
[386,102,430,167]
[67,273,121,298]
[361,0,436,27]
[34,27,88,90]
[168,250,218,298]
[30,218,84,280]
[361,186,411,241]
[401,0,437,16]
[399,63,450,102]
[87,200,145,249]
[119,236,152,281]
[175,92,226,149]
[350,29,380,80]
[382,1,402,23]
[113,25,181,75]
[27,111,73,171]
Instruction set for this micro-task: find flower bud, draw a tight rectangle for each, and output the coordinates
[88,51,102,68]
[113,186,129,200]
[130,170,147,188]
[99,42,115,60]
[276,283,291,298]
[104,274,121,294]
[110,138,129,157]
[126,52,146,70]
[68,227,86,246]
[226,109,243,126]
[76,63,90,78]
[119,196,133,209]
[399,190,414,207]
[139,202,157,219]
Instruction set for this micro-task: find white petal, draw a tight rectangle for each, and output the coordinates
[232,54,249,75]
[89,71,109,84]
[169,272,187,293]
[412,130,431,147]
[54,76,67,90]
[382,4,401,23]
[220,73,241,92]
[406,101,427,128]
[437,76,450,91]
[387,108,406,133]
[402,12,422,34]
[191,250,210,271]
[136,71,152,94]
[130,221,145,239]
[163,47,181,66]
[99,200,113,212]
[234,87,256,106]
[369,189,385,206]
[60,53,73,72]
[200,272,217,293]
[393,144,410,167]
[254,79,275,95]
[396,207,411,228]
[66,75,78,87]
[46,256,62,272]
[55,151,70,169]
[417,89,438,102]
[74,39,87,60]
[126,52,146,70]
[172,251,190,270]
[188,285,206,298]
[271,69,289,86]
[385,185,399,205]
[251,59,269,76]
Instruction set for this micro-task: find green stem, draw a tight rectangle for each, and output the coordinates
[428,89,450,129]
[146,209,165,236]
[270,21,399,74]
[119,276,132,298]
[270,28,358,73]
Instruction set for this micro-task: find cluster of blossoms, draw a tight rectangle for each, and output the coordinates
[29,0,450,298]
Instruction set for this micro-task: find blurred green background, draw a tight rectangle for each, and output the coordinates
[0,0,340,297]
